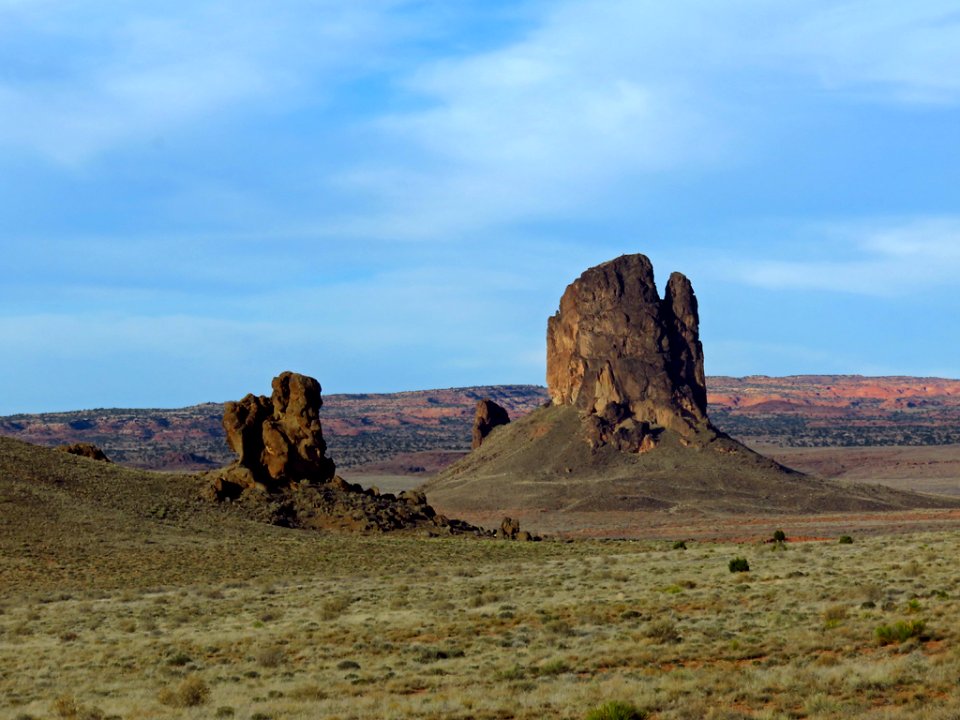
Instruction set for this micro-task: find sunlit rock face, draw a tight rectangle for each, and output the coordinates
[546,253,713,451]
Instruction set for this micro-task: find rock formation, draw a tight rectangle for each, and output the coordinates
[58,442,111,462]
[471,399,511,449]
[221,371,336,490]
[546,253,713,452]
[205,371,490,536]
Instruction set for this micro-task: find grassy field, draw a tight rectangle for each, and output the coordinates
[5,529,960,719]
[4,438,960,719]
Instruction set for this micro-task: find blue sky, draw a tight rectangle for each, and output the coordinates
[2,1,959,413]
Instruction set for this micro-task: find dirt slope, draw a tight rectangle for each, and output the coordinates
[422,405,959,517]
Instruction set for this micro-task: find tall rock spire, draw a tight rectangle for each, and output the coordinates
[545,254,713,451]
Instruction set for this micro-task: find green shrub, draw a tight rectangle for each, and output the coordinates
[729,557,750,573]
[838,535,854,544]
[875,619,927,645]
[672,540,687,550]
[585,700,647,720]
[772,529,787,543]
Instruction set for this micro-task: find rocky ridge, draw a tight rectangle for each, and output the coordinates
[2,380,960,472]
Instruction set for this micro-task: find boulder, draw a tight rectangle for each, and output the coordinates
[472,399,511,449]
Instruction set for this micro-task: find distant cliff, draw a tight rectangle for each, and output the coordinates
[1,376,958,471]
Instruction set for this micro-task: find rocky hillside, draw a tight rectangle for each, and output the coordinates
[1,376,959,471]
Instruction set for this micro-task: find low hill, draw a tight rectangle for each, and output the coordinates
[421,404,959,518]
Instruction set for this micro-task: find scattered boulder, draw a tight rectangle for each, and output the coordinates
[58,443,111,462]
[472,399,511,449]
[496,516,538,541]
[546,253,714,452]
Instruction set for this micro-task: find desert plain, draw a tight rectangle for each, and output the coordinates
[4,436,960,720]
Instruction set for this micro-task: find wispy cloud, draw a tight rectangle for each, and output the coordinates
[735,217,960,295]
[0,2,401,164]
[786,1,960,103]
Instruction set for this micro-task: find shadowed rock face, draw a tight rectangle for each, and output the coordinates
[217,371,336,494]
[546,254,712,451]
[58,442,111,462]
[471,399,511,449]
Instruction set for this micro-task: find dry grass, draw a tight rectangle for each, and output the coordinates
[5,437,960,719]
[4,529,960,719]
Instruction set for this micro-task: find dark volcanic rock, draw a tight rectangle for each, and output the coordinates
[472,399,511,449]
[546,253,713,451]
[206,371,488,536]
[222,371,336,488]
[58,442,111,462]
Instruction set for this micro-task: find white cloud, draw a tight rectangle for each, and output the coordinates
[0,2,400,164]
[735,217,960,295]
[786,1,960,103]
[337,2,727,239]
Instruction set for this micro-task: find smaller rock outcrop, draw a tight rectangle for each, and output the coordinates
[221,371,336,490]
[496,516,538,541]
[58,443,111,462]
[472,399,511,449]
[205,371,489,536]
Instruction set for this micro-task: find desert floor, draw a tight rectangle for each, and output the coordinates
[4,440,960,719]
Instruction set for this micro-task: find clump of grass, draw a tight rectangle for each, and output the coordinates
[585,700,647,720]
[256,645,287,668]
[822,604,848,628]
[838,535,854,544]
[729,557,750,573]
[52,695,105,720]
[320,595,353,620]
[672,540,687,550]
[875,619,927,645]
[158,676,210,707]
[645,619,681,644]
[414,645,465,663]
[537,658,571,676]
[167,651,192,667]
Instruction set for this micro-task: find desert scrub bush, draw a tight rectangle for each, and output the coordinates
[645,618,681,644]
[414,645,465,663]
[822,604,848,627]
[158,676,210,707]
[772,529,787,543]
[536,658,571,676]
[875,619,927,645]
[729,557,750,573]
[320,594,353,620]
[256,645,287,668]
[672,540,687,550]
[585,700,647,720]
[51,695,104,720]
[838,535,854,544]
